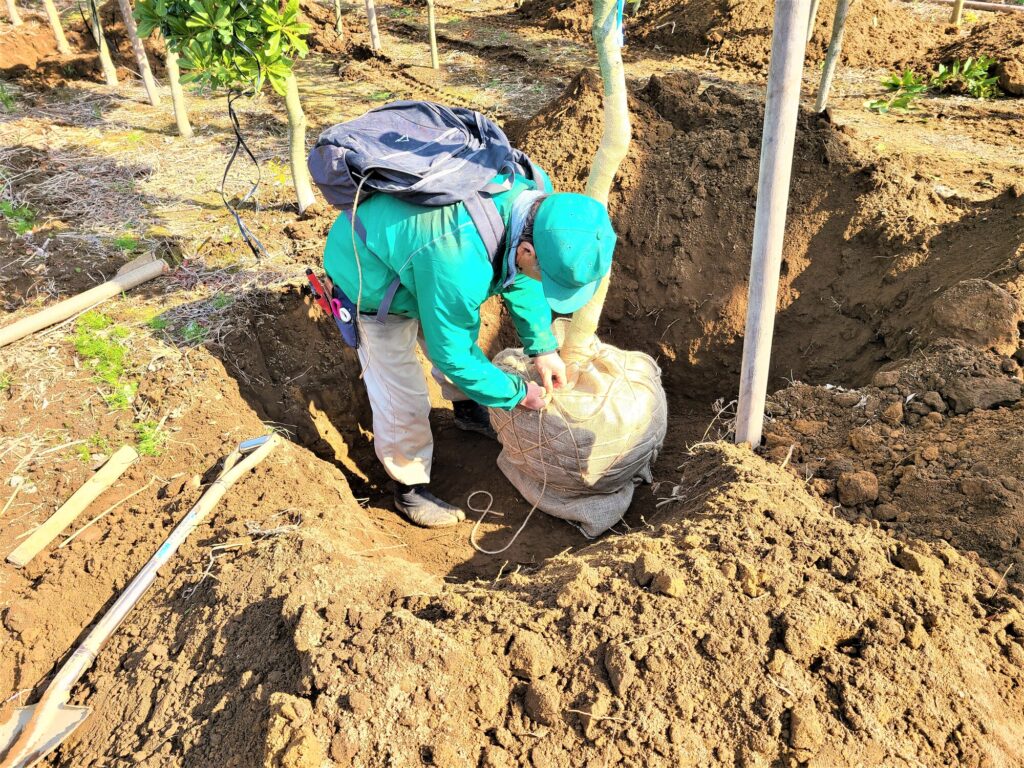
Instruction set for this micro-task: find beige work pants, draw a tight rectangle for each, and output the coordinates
[357,314,467,486]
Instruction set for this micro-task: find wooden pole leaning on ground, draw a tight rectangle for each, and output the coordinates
[560,0,631,366]
[815,0,852,112]
[949,0,966,23]
[0,259,167,348]
[426,0,439,69]
[734,0,811,447]
[6,446,138,567]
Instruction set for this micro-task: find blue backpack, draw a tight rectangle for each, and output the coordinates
[307,101,543,322]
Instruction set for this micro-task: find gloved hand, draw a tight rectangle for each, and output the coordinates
[533,351,567,395]
[519,381,548,410]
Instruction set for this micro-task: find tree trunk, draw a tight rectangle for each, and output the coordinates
[426,0,439,69]
[334,0,344,36]
[5,0,23,25]
[115,0,160,106]
[561,0,631,365]
[949,0,965,23]
[365,0,381,50]
[806,0,821,42]
[734,0,811,446]
[88,1,120,87]
[814,0,851,112]
[165,47,193,138]
[284,73,316,214]
[42,0,71,53]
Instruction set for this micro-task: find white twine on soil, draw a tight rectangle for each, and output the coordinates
[469,408,548,555]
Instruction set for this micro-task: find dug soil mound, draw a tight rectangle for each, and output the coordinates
[0,1,165,87]
[765,339,1024,576]
[0,15,58,70]
[516,0,952,70]
[510,69,1024,401]
[936,17,1024,95]
[52,438,1024,766]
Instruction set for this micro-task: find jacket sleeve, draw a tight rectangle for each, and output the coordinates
[502,273,558,357]
[411,236,528,410]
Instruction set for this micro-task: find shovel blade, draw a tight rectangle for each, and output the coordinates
[0,704,91,768]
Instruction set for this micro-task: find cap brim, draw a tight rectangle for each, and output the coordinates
[542,275,601,315]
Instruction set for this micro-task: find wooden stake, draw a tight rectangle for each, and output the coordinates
[815,0,851,112]
[561,0,631,366]
[426,0,439,69]
[7,446,138,567]
[734,0,811,447]
[949,0,966,23]
[365,0,381,50]
[116,0,161,107]
[0,259,167,348]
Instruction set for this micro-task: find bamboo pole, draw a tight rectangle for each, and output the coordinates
[87,0,120,87]
[815,0,851,112]
[115,0,160,106]
[0,259,167,348]
[426,0,439,69]
[949,0,966,22]
[734,0,811,447]
[0,436,280,768]
[165,46,193,138]
[42,0,71,54]
[283,72,316,213]
[365,0,381,50]
[561,0,631,366]
[7,446,138,567]
[4,0,22,25]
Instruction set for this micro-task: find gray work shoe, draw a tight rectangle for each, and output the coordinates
[394,484,466,528]
[452,400,497,440]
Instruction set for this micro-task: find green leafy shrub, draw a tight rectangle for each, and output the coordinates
[867,57,1002,114]
[74,311,138,410]
[0,200,36,235]
[135,0,309,96]
[133,420,166,456]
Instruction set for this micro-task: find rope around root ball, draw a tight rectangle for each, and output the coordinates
[468,409,548,555]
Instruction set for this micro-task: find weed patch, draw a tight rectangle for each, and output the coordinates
[133,420,166,456]
[0,200,36,235]
[73,312,138,410]
[867,57,1002,114]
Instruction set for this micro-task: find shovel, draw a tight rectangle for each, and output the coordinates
[0,434,281,768]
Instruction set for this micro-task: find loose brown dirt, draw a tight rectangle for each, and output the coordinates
[937,16,1024,95]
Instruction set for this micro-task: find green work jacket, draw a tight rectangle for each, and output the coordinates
[323,169,557,409]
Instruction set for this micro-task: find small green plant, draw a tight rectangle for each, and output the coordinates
[113,233,141,252]
[0,371,12,391]
[181,320,208,344]
[0,81,15,112]
[386,6,412,17]
[0,200,36,235]
[868,57,1002,114]
[931,56,1000,99]
[133,420,166,456]
[963,10,978,23]
[211,293,233,310]
[867,69,927,113]
[370,89,393,102]
[147,315,170,331]
[74,311,138,410]
[88,432,111,453]
[75,444,92,463]
[265,158,289,186]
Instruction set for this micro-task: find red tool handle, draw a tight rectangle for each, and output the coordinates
[305,268,333,315]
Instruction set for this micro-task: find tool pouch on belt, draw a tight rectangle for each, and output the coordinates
[330,284,360,349]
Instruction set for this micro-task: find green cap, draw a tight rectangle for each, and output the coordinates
[532,193,616,314]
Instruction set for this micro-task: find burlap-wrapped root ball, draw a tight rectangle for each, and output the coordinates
[488,324,668,537]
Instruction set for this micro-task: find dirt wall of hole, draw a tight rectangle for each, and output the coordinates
[509,69,1024,402]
